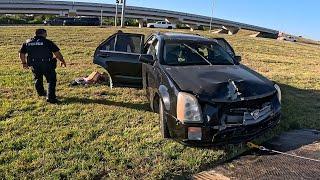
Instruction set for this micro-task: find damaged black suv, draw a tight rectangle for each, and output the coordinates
[94,32,281,145]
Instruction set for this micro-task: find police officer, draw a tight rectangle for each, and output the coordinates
[19,29,66,104]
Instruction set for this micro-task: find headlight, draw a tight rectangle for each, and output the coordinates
[177,92,203,123]
[274,84,282,103]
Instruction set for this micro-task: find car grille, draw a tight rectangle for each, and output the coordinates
[222,93,275,110]
[220,94,276,126]
[212,113,281,144]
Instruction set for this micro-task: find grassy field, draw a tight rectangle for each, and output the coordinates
[0,26,319,179]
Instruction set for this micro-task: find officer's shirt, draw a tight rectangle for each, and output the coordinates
[19,36,60,60]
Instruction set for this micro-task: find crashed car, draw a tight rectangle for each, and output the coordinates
[93,32,281,145]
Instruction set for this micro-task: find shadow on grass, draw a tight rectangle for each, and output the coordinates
[277,83,320,131]
[61,97,152,112]
[60,83,320,179]
[166,83,320,178]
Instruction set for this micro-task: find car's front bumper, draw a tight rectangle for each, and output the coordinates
[171,112,281,146]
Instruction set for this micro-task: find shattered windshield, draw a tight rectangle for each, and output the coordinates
[163,41,235,66]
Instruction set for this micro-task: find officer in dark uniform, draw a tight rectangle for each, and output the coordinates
[19,29,66,104]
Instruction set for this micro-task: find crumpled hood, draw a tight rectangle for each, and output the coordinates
[163,65,276,102]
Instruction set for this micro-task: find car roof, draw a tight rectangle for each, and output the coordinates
[156,32,211,42]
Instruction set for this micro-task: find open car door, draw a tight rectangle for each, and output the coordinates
[94,32,145,88]
[212,38,236,57]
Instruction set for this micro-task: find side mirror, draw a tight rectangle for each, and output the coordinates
[235,55,242,63]
[139,54,155,65]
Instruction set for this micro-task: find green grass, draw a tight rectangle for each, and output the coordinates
[0,26,319,179]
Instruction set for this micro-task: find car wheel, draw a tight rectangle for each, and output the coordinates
[168,26,172,29]
[159,99,171,138]
[150,25,154,28]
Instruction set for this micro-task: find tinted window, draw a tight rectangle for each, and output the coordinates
[143,36,155,53]
[80,18,99,22]
[164,41,235,66]
[100,36,115,51]
[147,40,159,60]
[115,34,142,53]
[215,39,235,57]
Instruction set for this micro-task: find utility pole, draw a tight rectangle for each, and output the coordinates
[115,2,118,27]
[120,0,126,28]
[209,0,214,32]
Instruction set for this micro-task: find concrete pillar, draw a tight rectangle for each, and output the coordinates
[186,24,199,31]
[250,32,279,39]
[213,28,229,34]
[68,9,77,17]
[165,17,181,24]
[60,10,68,16]
[225,26,240,35]
[138,19,144,28]
[213,26,240,35]
[136,18,147,28]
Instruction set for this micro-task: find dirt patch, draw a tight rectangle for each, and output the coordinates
[0,88,13,99]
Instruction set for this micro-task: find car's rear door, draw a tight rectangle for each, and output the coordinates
[213,38,236,57]
[94,32,145,88]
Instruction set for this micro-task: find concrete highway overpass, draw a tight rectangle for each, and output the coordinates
[0,0,279,38]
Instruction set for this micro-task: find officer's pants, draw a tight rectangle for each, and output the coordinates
[31,63,57,100]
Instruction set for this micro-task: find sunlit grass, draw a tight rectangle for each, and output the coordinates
[0,26,319,179]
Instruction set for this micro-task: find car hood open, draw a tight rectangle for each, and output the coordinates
[163,65,276,102]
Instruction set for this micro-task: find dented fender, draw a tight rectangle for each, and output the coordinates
[159,85,170,111]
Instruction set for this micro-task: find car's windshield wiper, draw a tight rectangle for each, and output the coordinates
[183,44,212,65]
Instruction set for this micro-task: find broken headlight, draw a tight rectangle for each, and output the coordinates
[274,84,282,103]
[177,92,203,123]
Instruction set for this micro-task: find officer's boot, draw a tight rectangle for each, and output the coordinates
[46,72,58,104]
[34,75,46,97]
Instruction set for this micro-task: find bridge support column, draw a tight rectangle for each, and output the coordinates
[226,26,240,35]
[186,24,199,31]
[213,28,229,34]
[165,17,181,25]
[250,32,279,39]
[60,10,68,16]
[138,19,143,28]
[68,9,77,17]
[137,18,147,28]
[214,26,240,35]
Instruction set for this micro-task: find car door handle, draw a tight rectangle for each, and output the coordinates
[99,54,110,58]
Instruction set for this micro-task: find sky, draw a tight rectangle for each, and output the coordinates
[62,0,320,40]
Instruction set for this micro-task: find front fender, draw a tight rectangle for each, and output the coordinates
[159,85,170,111]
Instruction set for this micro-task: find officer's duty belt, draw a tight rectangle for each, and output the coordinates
[30,58,53,62]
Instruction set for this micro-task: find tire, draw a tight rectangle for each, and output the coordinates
[159,100,171,138]
[167,26,172,29]
[150,25,154,28]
